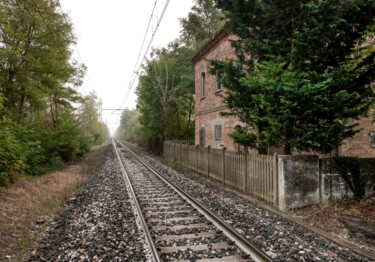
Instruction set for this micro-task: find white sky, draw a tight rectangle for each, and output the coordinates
[59,0,194,133]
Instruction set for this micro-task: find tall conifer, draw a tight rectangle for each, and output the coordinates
[212,0,375,154]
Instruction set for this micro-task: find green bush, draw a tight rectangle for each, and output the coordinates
[0,124,25,185]
[334,156,365,200]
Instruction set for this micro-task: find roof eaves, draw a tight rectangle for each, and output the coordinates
[190,24,231,64]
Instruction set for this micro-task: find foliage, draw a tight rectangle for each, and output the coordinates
[136,44,195,151]
[0,122,24,185]
[180,0,224,49]
[77,92,108,146]
[334,156,365,200]
[212,0,375,154]
[128,0,223,152]
[0,0,108,185]
[115,109,141,144]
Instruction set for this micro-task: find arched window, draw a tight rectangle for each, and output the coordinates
[201,72,205,96]
[216,71,221,90]
[199,127,205,146]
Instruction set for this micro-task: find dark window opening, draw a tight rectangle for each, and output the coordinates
[216,71,221,90]
[201,72,205,97]
[371,132,375,148]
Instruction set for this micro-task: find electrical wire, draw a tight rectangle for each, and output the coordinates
[116,0,172,125]
[118,0,158,108]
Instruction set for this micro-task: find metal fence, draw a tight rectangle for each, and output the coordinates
[163,141,279,206]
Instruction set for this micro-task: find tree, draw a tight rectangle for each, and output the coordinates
[212,0,375,154]
[0,0,84,125]
[116,109,140,142]
[136,45,195,144]
[180,0,224,49]
[77,92,108,146]
[0,0,103,184]
[125,0,224,152]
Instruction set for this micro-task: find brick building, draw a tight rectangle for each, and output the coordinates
[191,26,375,157]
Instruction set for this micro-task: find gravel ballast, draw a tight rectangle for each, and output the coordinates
[129,144,370,262]
[120,147,252,261]
[29,149,150,262]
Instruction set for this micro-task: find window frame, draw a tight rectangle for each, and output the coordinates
[214,125,223,140]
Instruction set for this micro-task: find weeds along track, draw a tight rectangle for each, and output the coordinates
[113,139,272,262]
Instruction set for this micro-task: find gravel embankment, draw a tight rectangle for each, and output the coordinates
[29,148,150,262]
[132,146,369,262]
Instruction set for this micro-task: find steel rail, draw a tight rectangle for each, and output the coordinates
[112,140,161,262]
[115,139,274,262]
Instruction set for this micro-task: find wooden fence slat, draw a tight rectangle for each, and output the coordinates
[163,142,278,204]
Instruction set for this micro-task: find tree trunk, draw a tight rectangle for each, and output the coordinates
[258,147,267,155]
[17,93,25,124]
[50,95,56,128]
[284,127,294,155]
[284,143,292,155]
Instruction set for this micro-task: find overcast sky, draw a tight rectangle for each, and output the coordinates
[59,0,194,133]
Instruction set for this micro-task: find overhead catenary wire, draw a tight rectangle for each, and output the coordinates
[116,0,172,125]
[118,0,158,109]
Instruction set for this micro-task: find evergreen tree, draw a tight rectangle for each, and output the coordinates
[212,0,375,154]
[180,0,224,49]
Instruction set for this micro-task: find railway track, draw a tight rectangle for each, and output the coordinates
[113,139,273,262]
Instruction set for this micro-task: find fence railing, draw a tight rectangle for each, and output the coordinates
[163,141,279,206]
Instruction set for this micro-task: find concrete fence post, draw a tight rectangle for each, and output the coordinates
[222,147,226,185]
[273,153,279,208]
[207,146,211,178]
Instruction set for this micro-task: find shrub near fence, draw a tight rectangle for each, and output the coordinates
[163,141,279,206]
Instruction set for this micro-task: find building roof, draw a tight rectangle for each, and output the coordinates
[190,24,231,64]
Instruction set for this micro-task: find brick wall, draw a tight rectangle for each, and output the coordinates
[193,31,375,157]
[194,32,240,151]
[340,110,375,157]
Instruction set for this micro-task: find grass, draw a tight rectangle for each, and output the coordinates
[16,236,30,262]
[0,141,112,261]
[40,197,63,214]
